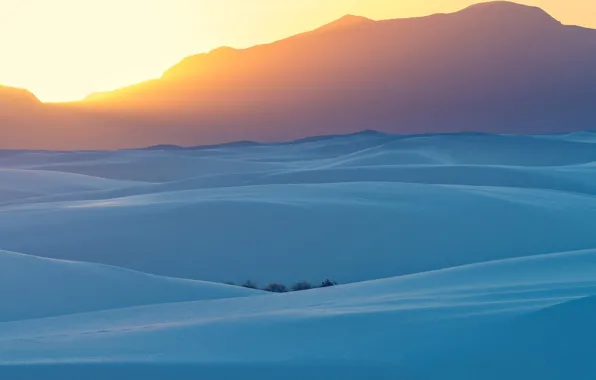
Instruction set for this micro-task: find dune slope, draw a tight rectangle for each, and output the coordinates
[0,250,260,322]
[1,249,595,379]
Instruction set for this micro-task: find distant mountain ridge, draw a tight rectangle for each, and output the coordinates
[2,1,596,149]
[0,86,40,108]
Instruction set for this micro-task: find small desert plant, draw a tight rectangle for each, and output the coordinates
[242,280,258,289]
[320,279,337,288]
[263,283,288,293]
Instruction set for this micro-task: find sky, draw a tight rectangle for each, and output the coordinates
[0,0,594,102]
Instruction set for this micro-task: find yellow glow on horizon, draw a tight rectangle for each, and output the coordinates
[0,0,594,102]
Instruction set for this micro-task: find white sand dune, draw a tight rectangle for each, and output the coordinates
[2,132,596,284]
[1,181,596,284]
[0,249,595,379]
[0,250,260,322]
[1,131,596,379]
[0,169,138,202]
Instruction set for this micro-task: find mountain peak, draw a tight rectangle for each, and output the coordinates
[462,1,542,11]
[209,46,237,55]
[316,14,374,33]
[456,1,560,24]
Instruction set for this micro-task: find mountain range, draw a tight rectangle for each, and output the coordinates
[2,1,596,149]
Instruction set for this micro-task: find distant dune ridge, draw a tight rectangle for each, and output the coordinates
[3,130,596,284]
[3,1,596,149]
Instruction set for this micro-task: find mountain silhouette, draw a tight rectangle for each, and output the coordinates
[2,1,596,149]
[0,86,41,107]
[312,14,374,33]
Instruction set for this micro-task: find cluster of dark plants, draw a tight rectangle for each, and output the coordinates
[226,279,338,293]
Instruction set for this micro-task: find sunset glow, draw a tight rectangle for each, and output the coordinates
[0,0,594,102]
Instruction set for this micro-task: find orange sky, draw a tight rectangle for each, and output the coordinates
[0,0,594,102]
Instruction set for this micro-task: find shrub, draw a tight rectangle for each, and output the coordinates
[291,281,313,291]
[263,283,288,293]
[242,280,258,289]
[320,279,337,288]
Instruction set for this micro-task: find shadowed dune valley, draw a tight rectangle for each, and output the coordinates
[2,1,596,379]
